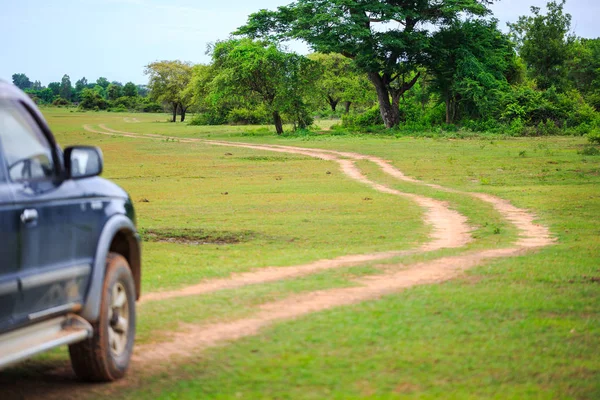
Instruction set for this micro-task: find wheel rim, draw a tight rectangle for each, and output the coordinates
[108,282,129,356]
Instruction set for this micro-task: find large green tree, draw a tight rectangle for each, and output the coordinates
[237,0,495,128]
[210,38,318,134]
[145,60,193,122]
[508,0,573,91]
[427,19,518,123]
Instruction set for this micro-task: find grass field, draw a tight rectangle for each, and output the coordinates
[4,109,599,399]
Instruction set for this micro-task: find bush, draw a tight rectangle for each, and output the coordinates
[189,111,228,126]
[52,97,70,106]
[342,106,383,128]
[587,131,600,144]
[227,107,270,125]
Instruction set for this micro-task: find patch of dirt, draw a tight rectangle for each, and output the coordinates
[140,228,258,245]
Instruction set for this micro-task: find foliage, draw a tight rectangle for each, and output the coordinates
[78,88,108,110]
[236,0,494,128]
[12,73,32,90]
[59,74,72,101]
[509,0,574,91]
[107,83,122,100]
[428,19,518,124]
[307,53,374,112]
[123,82,138,97]
[145,60,193,122]
[210,38,318,133]
[587,131,600,144]
[51,97,70,106]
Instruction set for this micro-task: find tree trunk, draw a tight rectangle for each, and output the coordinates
[445,94,451,124]
[327,96,339,112]
[273,111,284,134]
[180,105,187,122]
[368,72,399,128]
[171,102,177,122]
[344,101,351,113]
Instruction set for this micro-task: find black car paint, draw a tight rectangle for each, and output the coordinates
[0,81,138,334]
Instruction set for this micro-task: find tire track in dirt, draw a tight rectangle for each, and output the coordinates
[84,124,554,365]
[87,124,472,304]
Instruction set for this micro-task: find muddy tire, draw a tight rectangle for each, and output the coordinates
[69,253,136,382]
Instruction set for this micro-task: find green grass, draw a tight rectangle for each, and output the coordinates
[8,110,598,399]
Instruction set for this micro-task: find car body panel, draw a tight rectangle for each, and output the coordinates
[0,80,140,335]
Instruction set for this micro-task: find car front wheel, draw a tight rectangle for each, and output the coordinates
[69,252,136,381]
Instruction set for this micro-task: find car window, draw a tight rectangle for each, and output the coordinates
[0,101,56,182]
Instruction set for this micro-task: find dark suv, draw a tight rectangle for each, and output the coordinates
[0,81,141,381]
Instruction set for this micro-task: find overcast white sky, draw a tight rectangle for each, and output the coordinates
[0,0,598,86]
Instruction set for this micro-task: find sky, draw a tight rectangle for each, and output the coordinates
[1,0,599,87]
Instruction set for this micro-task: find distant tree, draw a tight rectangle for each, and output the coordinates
[427,19,518,123]
[38,88,54,104]
[75,77,88,92]
[60,74,72,101]
[79,88,108,110]
[308,53,371,112]
[107,83,122,100]
[123,82,138,97]
[48,82,61,96]
[136,85,149,97]
[211,39,318,133]
[96,77,110,89]
[237,0,494,128]
[568,38,600,110]
[12,73,32,90]
[145,60,193,122]
[93,85,106,99]
[32,80,42,90]
[508,0,574,91]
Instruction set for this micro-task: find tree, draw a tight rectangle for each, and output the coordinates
[96,77,110,89]
[237,0,494,128]
[210,39,318,134]
[145,60,193,122]
[107,83,122,100]
[508,0,573,91]
[48,82,61,96]
[12,73,32,90]
[568,38,600,110]
[427,19,518,123]
[123,82,138,97]
[308,53,371,113]
[75,77,88,92]
[79,88,108,110]
[60,74,72,102]
[38,88,54,104]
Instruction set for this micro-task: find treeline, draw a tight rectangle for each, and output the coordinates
[10,73,163,112]
[146,0,600,136]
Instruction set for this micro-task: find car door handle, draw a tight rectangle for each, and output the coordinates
[21,209,38,224]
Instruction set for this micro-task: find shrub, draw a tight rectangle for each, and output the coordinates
[342,106,383,128]
[587,131,600,144]
[52,97,70,106]
[227,107,270,125]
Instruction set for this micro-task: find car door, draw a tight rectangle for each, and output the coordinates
[0,99,92,325]
[0,148,20,332]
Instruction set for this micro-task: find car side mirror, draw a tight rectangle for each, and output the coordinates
[64,146,103,179]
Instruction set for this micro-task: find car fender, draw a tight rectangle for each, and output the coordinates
[80,214,140,322]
